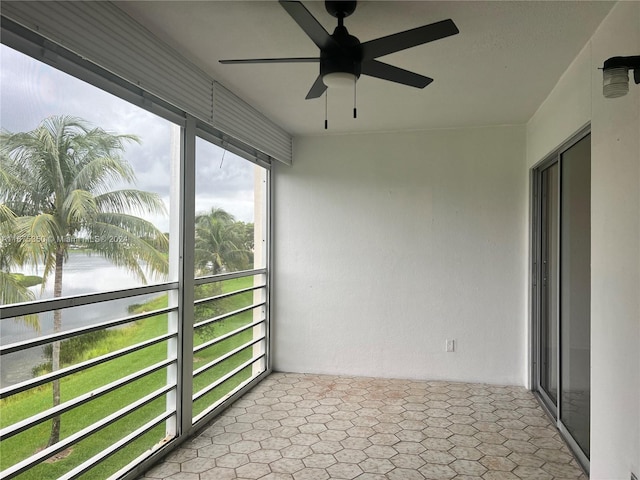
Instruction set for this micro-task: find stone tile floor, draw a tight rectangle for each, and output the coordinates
[140,373,587,480]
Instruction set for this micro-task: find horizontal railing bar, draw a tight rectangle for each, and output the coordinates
[59,411,174,480]
[193,302,264,331]
[193,353,265,402]
[0,357,175,441]
[0,383,174,479]
[193,335,265,378]
[193,370,264,425]
[194,268,266,286]
[107,433,173,480]
[1,306,176,356]
[0,281,178,319]
[193,319,265,354]
[0,332,174,399]
[194,284,265,307]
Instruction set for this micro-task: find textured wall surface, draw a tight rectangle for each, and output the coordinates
[273,126,527,386]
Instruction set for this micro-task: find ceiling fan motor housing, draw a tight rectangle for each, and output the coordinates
[321,25,362,81]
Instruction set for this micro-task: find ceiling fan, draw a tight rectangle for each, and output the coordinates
[220,1,459,124]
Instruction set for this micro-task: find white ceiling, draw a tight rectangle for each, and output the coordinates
[117,1,613,136]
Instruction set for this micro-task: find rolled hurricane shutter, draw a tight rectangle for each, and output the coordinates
[1,1,293,166]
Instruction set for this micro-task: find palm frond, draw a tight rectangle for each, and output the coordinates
[0,270,34,304]
[14,214,62,281]
[0,203,17,227]
[69,155,136,195]
[94,189,167,217]
[62,189,98,227]
[87,212,168,278]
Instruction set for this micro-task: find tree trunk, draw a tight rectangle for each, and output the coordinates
[47,249,64,447]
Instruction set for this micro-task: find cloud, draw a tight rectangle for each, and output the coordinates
[1,44,261,228]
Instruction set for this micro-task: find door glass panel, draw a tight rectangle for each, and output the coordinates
[191,135,268,420]
[540,164,559,405]
[560,134,591,456]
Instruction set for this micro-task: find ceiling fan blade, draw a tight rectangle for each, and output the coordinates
[220,57,320,64]
[361,59,433,88]
[305,75,327,99]
[361,19,459,60]
[279,1,339,50]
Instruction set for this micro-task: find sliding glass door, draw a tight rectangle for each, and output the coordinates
[559,135,591,458]
[533,129,590,471]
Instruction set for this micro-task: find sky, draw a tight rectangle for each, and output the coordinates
[0,44,258,232]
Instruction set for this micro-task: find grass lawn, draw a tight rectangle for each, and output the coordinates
[0,275,262,479]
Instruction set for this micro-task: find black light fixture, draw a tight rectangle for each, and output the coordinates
[602,55,640,98]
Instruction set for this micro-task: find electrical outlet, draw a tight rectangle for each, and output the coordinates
[446,339,455,352]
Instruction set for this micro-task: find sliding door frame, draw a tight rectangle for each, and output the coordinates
[530,124,591,474]
[532,161,559,418]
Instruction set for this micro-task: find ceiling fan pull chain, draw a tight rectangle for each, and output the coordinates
[353,77,357,119]
[325,89,329,130]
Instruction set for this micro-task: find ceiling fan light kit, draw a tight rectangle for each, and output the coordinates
[220,0,459,128]
[322,72,357,89]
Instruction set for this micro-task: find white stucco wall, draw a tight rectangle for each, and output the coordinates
[526,2,640,478]
[273,126,528,386]
[525,42,592,168]
[590,3,640,478]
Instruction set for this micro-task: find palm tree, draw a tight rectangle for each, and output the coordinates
[193,207,251,342]
[194,207,250,276]
[0,116,168,447]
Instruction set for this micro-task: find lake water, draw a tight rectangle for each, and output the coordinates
[1,253,162,386]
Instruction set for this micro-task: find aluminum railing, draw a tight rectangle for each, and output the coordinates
[191,269,268,423]
[0,268,268,479]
